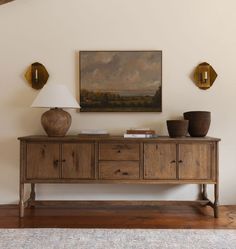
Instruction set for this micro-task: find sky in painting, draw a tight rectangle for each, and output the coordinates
[80,51,162,94]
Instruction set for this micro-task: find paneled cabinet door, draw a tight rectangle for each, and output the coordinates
[62,143,95,179]
[178,143,212,180]
[26,143,60,179]
[144,143,177,179]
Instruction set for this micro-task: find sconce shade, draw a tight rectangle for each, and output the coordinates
[31,83,80,109]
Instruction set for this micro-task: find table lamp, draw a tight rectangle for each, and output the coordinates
[31,83,80,136]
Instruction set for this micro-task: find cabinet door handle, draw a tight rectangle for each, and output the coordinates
[114,169,121,174]
[53,160,59,168]
[170,160,176,164]
[178,160,183,163]
[62,159,66,163]
[117,150,121,153]
[41,148,45,157]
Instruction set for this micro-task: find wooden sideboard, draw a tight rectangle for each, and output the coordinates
[18,135,220,218]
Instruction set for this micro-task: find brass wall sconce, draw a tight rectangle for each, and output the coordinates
[193,62,217,90]
[25,62,49,90]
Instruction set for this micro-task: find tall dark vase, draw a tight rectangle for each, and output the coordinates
[183,111,211,137]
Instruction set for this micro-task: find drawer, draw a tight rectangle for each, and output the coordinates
[99,143,140,160]
[99,161,140,179]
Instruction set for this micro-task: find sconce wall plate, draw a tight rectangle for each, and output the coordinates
[193,62,217,90]
[25,62,49,90]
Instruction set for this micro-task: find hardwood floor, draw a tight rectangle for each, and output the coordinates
[0,203,236,229]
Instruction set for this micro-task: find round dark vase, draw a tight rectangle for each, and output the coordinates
[167,120,189,138]
[183,111,211,137]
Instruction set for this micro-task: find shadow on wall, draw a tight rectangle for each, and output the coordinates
[0,137,19,167]
[35,183,197,201]
[0,86,43,203]
[140,119,166,135]
[0,137,20,201]
[3,83,36,108]
[3,86,44,134]
[0,136,34,203]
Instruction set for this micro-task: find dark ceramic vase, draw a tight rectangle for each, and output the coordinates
[183,111,211,137]
[167,120,189,138]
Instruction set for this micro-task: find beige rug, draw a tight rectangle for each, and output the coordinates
[0,229,236,249]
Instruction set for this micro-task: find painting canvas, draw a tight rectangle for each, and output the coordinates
[79,51,162,112]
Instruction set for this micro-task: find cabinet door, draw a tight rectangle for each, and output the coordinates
[144,143,177,179]
[26,143,60,179]
[179,143,212,180]
[62,143,95,179]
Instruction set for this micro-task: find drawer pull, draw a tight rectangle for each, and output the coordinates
[117,150,121,153]
[114,169,121,174]
[122,172,128,176]
[170,160,176,164]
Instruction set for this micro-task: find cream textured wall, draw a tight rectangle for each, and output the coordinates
[0,0,236,204]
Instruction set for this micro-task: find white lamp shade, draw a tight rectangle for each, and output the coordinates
[31,83,80,109]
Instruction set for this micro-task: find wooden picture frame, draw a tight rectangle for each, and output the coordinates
[79,51,162,112]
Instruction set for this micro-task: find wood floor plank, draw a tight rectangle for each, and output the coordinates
[0,204,236,229]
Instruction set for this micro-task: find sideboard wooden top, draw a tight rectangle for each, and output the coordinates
[18,135,221,142]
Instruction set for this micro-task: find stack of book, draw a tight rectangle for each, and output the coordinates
[124,128,157,138]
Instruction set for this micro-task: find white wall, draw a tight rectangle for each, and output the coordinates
[0,0,236,204]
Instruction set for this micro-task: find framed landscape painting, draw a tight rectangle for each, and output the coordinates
[79,51,162,112]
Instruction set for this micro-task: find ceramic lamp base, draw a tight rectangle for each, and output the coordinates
[41,108,71,136]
